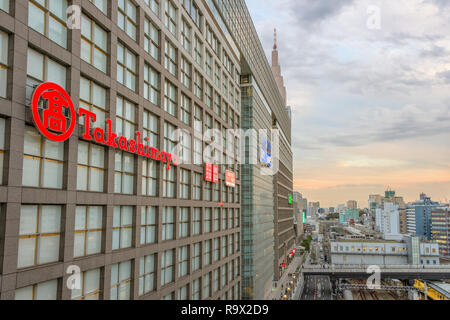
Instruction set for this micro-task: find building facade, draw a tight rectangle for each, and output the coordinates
[0,0,243,300]
[407,193,439,240]
[431,206,450,256]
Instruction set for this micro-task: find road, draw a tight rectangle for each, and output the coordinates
[300,275,333,300]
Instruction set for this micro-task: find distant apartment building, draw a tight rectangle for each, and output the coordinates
[407,193,439,240]
[330,237,440,266]
[347,200,357,210]
[375,202,400,236]
[431,206,450,256]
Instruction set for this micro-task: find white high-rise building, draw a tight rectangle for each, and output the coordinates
[376,203,400,236]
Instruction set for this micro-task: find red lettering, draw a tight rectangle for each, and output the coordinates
[160,151,166,163]
[129,139,136,153]
[151,147,160,160]
[172,155,179,166]
[136,132,145,156]
[118,136,128,151]
[78,108,96,141]
[106,119,118,148]
[166,153,172,170]
[94,127,106,145]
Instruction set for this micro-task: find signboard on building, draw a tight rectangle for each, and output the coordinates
[225,170,236,188]
[31,82,178,170]
[212,164,219,184]
[205,162,213,182]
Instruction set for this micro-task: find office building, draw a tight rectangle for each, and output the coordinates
[347,200,357,210]
[431,206,450,256]
[407,193,439,240]
[0,0,242,300]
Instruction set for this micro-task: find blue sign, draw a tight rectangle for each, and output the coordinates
[260,135,272,167]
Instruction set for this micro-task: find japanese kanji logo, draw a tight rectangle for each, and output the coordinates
[31,82,76,142]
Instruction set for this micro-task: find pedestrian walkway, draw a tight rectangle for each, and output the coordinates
[267,256,303,300]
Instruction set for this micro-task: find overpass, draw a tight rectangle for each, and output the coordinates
[302,265,450,281]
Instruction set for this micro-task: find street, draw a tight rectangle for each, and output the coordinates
[300,275,333,300]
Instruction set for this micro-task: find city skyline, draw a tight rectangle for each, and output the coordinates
[247,0,450,208]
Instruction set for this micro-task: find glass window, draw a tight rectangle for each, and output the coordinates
[203,239,211,265]
[18,205,61,268]
[194,70,203,100]
[205,51,212,78]
[164,0,177,36]
[28,0,67,48]
[179,130,191,164]
[181,19,191,52]
[203,208,211,233]
[194,36,202,66]
[71,268,101,300]
[202,273,210,299]
[116,96,136,140]
[192,242,201,272]
[177,284,188,300]
[80,77,107,129]
[204,181,212,201]
[89,0,107,14]
[162,164,175,198]
[192,208,201,236]
[0,117,5,185]
[114,150,135,194]
[139,254,155,296]
[181,57,191,89]
[141,206,157,245]
[161,207,174,241]
[213,268,219,293]
[161,249,174,286]
[143,110,159,147]
[0,31,8,98]
[191,278,200,300]
[142,159,158,196]
[15,279,58,300]
[26,48,66,103]
[164,40,177,77]
[110,260,131,300]
[179,169,190,199]
[81,14,108,73]
[180,94,191,125]
[144,63,160,105]
[178,207,189,238]
[145,0,159,15]
[118,0,137,40]
[23,126,64,189]
[164,80,177,117]
[0,0,9,13]
[194,104,203,133]
[77,141,105,192]
[193,172,201,200]
[74,206,103,257]
[117,43,137,91]
[213,238,219,262]
[205,83,212,108]
[178,245,189,277]
[144,17,160,61]
[112,206,133,250]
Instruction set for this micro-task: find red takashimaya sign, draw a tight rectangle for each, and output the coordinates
[32,82,178,170]
[225,170,236,188]
[204,162,219,183]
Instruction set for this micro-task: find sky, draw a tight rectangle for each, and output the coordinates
[245,0,450,208]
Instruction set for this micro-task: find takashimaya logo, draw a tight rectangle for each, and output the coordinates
[31,82,76,142]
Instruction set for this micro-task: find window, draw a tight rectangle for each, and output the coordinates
[89,0,107,14]
[71,268,101,300]
[179,207,189,238]
[112,206,133,250]
[204,239,211,265]
[80,77,107,129]
[204,181,212,201]
[145,0,159,15]
[222,101,228,122]
[192,242,201,272]
[144,18,160,61]
[0,0,9,13]
[228,209,233,229]
[178,245,189,277]
[179,130,191,164]
[117,43,137,91]
[15,279,58,300]
[222,209,227,231]
[221,236,227,258]
[18,205,61,268]
[139,254,155,295]
[143,111,159,147]
[114,150,135,194]
[162,165,175,197]
[28,0,67,47]
[181,19,191,52]
[214,63,220,87]
[192,208,201,236]
[181,57,191,89]
[205,83,212,108]
[118,0,137,40]
[26,48,66,103]
[77,141,105,192]
[180,94,191,125]
[178,285,188,300]
[110,260,132,300]
[213,182,220,202]
[202,273,210,299]
[213,238,219,263]
[141,206,157,245]
[164,0,177,36]
[164,121,176,154]
[179,169,190,199]
[164,80,177,116]
[0,118,5,185]
[228,235,233,254]
[192,278,200,300]
[74,206,103,257]
[144,63,160,105]
[193,172,202,200]
[205,52,212,78]
[164,41,177,76]
[194,70,203,99]
[142,159,158,196]
[0,31,8,98]
[204,208,211,233]
[194,36,202,65]
[234,233,239,253]
[116,96,136,140]
[162,207,175,241]
[234,209,239,228]
[182,0,201,29]
[23,126,64,188]
[214,93,220,116]
[221,264,227,287]
[161,249,174,286]
[81,15,108,73]
[222,182,228,203]
[213,208,220,232]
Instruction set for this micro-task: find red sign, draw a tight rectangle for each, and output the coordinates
[212,165,219,184]
[31,82,178,170]
[204,162,213,182]
[32,82,76,142]
[225,170,236,188]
